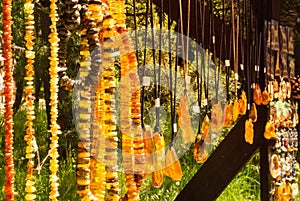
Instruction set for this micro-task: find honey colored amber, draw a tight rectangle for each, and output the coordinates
[262,90,270,105]
[193,135,209,163]
[152,132,165,187]
[244,119,254,144]
[223,102,233,127]
[178,93,195,143]
[201,115,210,144]
[238,91,247,115]
[249,103,257,122]
[269,154,280,179]
[164,146,182,181]
[210,102,223,133]
[264,120,276,139]
[254,83,262,105]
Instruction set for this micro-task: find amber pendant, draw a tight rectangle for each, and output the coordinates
[193,134,209,163]
[201,115,210,144]
[238,91,247,115]
[269,154,280,179]
[233,99,239,122]
[178,93,195,143]
[152,132,165,188]
[152,170,164,188]
[164,146,182,181]
[261,89,270,105]
[210,102,223,133]
[142,125,154,177]
[223,102,233,127]
[254,83,262,105]
[264,120,276,139]
[249,103,257,122]
[244,119,254,144]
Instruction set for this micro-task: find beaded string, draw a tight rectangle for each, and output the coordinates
[48,0,62,199]
[24,0,37,199]
[3,0,16,199]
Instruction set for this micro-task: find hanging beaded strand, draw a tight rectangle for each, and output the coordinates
[2,0,16,199]
[48,0,61,199]
[24,0,37,200]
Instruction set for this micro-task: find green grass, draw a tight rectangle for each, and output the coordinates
[0,109,297,200]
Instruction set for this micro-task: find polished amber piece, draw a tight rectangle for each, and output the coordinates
[193,134,209,163]
[164,146,182,181]
[201,115,210,144]
[152,132,165,187]
[210,102,223,133]
[178,93,195,143]
[254,83,262,105]
[269,154,280,179]
[261,90,270,105]
[238,91,247,115]
[143,126,155,175]
[232,99,239,122]
[244,119,254,144]
[264,120,276,139]
[249,103,257,122]
[223,102,233,127]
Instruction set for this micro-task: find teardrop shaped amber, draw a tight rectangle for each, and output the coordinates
[152,132,165,187]
[264,120,276,139]
[245,119,254,144]
[238,91,247,115]
[223,102,233,127]
[249,103,257,122]
[201,115,210,144]
[233,99,239,122]
[254,83,262,105]
[210,102,223,133]
[164,147,182,181]
[193,135,209,163]
[152,170,164,188]
[178,93,195,143]
[261,90,270,105]
[143,126,155,176]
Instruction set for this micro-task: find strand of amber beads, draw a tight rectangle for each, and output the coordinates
[119,29,138,201]
[48,0,61,199]
[76,31,94,200]
[100,15,121,201]
[24,0,37,200]
[90,80,106,200]
[3,0,16,199]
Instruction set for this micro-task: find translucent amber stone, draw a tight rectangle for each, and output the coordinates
[244,119,254,144]
[249,103,257,122]
[201,115,210,144]
[269,154,280,178]
[164,147,182,181]
[193,135,209,163]
[254,83,262,105]
[238,91,247,115]
[261,90,270,105]
[178,93,195,143]
[263,120,276,139]
[223,102,233,126]
[210,102,223,133]
[152,170,163,188]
